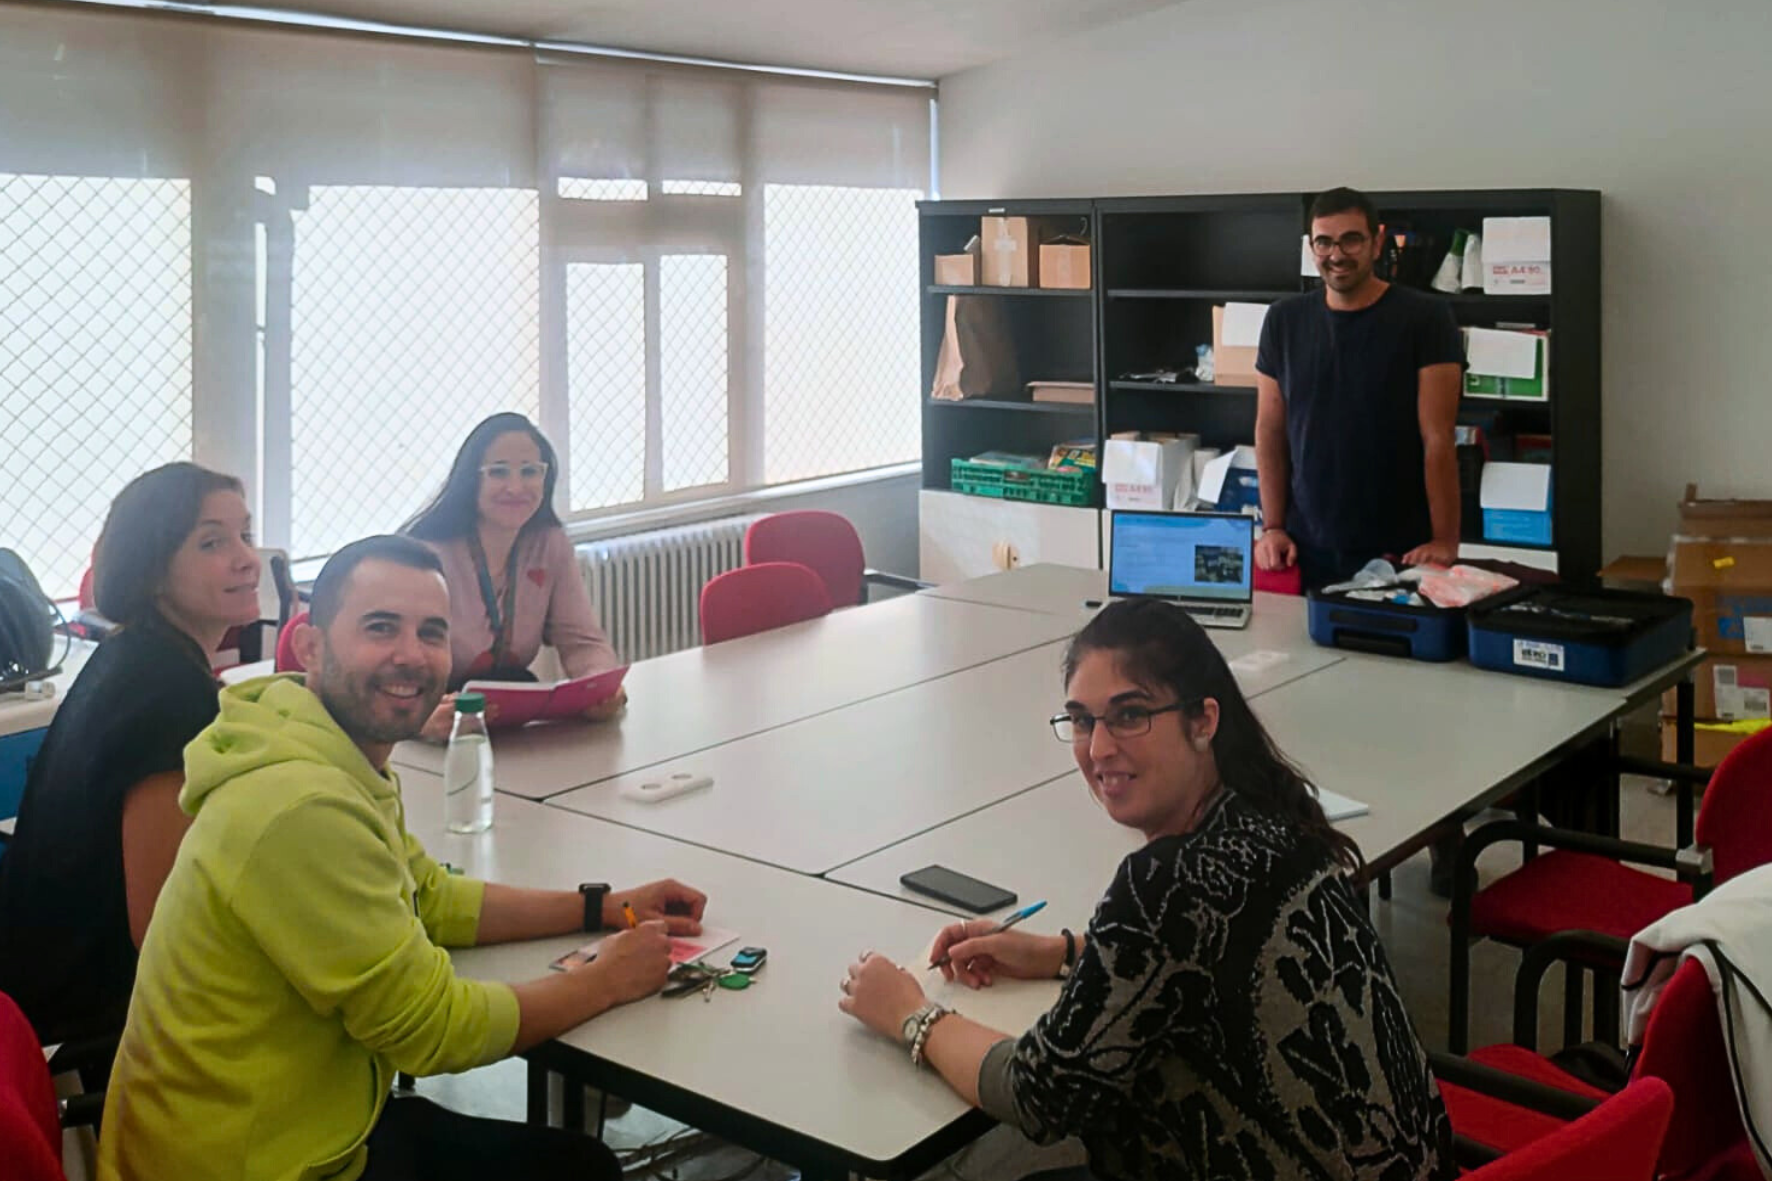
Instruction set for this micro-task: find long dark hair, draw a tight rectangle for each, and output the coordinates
[402,412,563,541]
[1062,599,1363,872]
[93,462,246,631]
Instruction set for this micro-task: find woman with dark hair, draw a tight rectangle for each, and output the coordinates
[0,462,261,1044]
[404,413,621,741]
[839,599,1453,1181]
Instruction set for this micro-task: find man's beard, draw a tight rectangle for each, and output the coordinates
[312,653,442,746]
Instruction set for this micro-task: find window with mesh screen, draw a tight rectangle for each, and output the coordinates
[1,5,932,573]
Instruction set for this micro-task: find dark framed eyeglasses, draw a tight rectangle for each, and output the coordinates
[1310,231,1372,257]
[1050,700,1195,743]
[479,461,549,484]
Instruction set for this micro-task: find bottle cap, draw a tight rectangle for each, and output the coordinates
[455,692,486,714]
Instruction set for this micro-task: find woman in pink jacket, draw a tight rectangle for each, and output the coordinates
[405,413,623,740]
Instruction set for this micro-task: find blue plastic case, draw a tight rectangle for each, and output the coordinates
[1465,586,1693,686]
[1307,589,1467,662]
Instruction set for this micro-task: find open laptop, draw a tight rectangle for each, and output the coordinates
[1107,510,1254,629]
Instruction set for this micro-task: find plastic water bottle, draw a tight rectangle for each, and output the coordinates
[443,692,494,833]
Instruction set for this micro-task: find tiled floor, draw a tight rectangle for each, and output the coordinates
[383,779,1682,1179]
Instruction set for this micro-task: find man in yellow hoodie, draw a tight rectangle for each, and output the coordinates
[100,534,709,1181]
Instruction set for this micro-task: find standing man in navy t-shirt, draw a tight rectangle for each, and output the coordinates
[1254,186,1466,590]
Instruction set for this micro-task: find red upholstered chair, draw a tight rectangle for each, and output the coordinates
[699,562,833,646]
[275,610,310,673]
[0,992,72,1181]
[742,511,927,608]
[1448,725,1772,1051]
[1457,1078,1672,1181]
[1437,954,1752,1180]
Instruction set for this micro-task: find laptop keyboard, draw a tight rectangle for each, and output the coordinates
[1184,605,1247,620]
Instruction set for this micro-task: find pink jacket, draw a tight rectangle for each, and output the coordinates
[424,528,619,686]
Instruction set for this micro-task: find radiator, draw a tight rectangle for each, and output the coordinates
[577,515,761,662]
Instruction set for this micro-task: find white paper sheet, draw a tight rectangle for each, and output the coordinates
[1220,301,1270,348]
[1197,449,1235,505]
[1481,216,1551,262]
[1316,788,1370,821]
[550,925,742,972]
[1479,463,1553,512]
[1465,327,1541,379]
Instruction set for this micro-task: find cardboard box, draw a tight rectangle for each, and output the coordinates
[1104,435,1198,512]
[1676,484,1772,540]
[1482,216,1552,295]
[980,216,1039,287]
[1599,555,1668,593]
[1670,485,1772,654]
[1211,305,1260,388]
[1039,241,1091,289]
[1480,463,1554,546]
[1027,380,1094,405]
[1670,536,1772,656]
[933,253,977,286]
[1661,719,1759,766]
[1663,655,1772,721]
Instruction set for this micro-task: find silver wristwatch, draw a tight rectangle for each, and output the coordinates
[903,1002,954,1068]
[900,1001,943,1045]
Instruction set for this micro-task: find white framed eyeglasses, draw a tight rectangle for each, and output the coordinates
[479,461,549,484]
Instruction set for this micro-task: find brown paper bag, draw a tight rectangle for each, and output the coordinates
[930,295,1020,401]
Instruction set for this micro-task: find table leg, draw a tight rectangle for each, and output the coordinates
[526,1059,549,1126]
[1676,677,1695,848]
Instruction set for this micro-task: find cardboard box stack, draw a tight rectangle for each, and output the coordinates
[1660,485,1772,761]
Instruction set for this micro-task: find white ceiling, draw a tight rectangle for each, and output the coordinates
[244,0,1186,79]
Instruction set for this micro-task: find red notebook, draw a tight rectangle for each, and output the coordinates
[462,665,628,729]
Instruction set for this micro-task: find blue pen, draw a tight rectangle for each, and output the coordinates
[928,900,1047,970]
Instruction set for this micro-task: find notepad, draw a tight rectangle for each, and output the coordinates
[463,665,627,729]
[549,925,741,972]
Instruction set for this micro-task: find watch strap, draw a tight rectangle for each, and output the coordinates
[578,883,610,932]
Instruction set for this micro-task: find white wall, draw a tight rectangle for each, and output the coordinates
[937,0,1772,560]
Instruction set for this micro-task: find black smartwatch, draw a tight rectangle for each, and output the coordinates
[578,883,610,932]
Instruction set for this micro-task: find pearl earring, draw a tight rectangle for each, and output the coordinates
[1194,736,1211,751]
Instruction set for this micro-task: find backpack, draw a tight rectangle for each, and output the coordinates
[0,549,65,688]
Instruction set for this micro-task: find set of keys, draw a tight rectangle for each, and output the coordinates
[662,946,767,1001]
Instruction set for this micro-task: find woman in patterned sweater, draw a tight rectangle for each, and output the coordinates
[840,599,1453,1180]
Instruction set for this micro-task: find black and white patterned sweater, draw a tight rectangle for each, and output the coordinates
[976,790,1454,1180]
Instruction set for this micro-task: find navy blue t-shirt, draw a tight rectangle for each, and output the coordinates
[1255,285,1464,554]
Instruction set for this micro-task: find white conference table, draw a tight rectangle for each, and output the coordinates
[543,616,1340,875]
[391,592,1082,798]
[828,656,1625,919]
[545,642,1080,874]
[402,772,1061,1181]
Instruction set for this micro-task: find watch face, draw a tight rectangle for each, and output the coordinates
[901,1008,926,1043]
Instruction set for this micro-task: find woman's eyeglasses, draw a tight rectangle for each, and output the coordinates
[1049,701,1192,743]
[480,462,549,484]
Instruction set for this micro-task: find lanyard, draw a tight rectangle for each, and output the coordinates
[466,532,521,665]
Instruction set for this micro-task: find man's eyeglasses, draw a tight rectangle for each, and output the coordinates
[1310,231,1372,257]
[480,462,549,484]
[1050,700,1194,743]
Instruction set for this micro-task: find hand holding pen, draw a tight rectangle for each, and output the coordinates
[928,902,1063,989]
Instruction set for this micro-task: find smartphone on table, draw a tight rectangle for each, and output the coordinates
[899,865,1017,914]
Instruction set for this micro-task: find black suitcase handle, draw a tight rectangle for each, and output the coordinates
[1328,627,1417,658]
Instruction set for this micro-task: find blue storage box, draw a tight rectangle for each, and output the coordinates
[1481,463,1554,546]
[1307,590,1466,662]
[1466,586,1693,687]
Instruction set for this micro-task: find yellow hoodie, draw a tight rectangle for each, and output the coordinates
[99,676,520,1181]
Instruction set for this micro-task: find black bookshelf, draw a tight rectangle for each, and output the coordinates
[918,189,1601,583]
[917,199,1102,502]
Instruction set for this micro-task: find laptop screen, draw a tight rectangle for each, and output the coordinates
[1108,511,1255,603]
